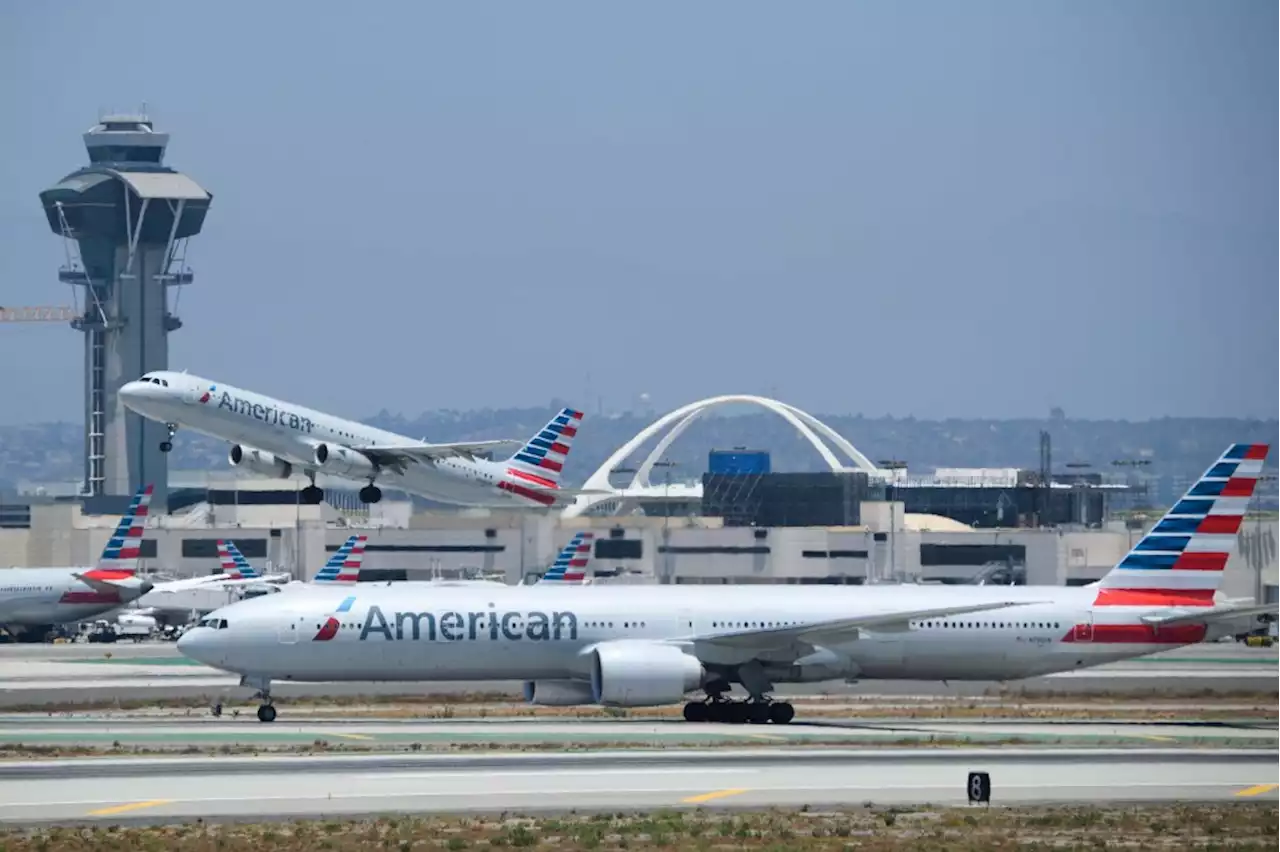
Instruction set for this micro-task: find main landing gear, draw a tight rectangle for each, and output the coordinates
[359,483,382,504]
[160,422,177,453]
[682,698,795,725]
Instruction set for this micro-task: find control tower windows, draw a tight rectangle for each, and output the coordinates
[87,145,163,164]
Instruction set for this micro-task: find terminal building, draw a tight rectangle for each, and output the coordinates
[2,395,1276,609]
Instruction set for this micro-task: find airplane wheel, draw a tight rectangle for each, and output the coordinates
[748,703,771,724]
[301,485,324,504]
[726,702,750,725]
[683,702,709,723]
[159,441,172,453]
[768,702,795,725]
[257,704,277,723]
[359,485,382,504]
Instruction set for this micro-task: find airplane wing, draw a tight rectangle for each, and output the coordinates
[691,601,1044,651]
[355,440,525,468]
[1141,603,1278,629]
[147,574,237,594]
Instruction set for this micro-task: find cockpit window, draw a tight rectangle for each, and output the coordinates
[139,374,169,387]
[197,617,229,629]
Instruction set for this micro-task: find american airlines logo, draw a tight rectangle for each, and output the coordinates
[354,605,579,643]
[216,392,315,434]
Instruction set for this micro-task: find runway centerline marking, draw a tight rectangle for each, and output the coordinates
[1234,783,1279,797]
[682,788,749,804]
[87,799,172,816]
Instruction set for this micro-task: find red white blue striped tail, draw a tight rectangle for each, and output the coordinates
[216,540,261,580]
[96,484,154,572]
[1094,443,1269,606]
[539,532,594,584]
[313,534,368,584]
[500,407,584,507]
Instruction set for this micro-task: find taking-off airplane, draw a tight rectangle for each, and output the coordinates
[119,371,588,508]
[178,445,1275,724]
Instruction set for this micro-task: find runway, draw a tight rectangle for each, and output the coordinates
[0,748,1272,825]
[1,641,1274,708]
[0,716,1275,751]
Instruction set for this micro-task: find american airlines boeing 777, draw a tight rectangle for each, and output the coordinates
[119,371,586,508]
[178,444,1275,725]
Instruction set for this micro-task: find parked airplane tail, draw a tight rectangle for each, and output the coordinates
[216,540,261,580]
[96,484,155,573]
[499,408,584,505]
[312,534,368,584]
[539,532,595,584]
[1093,443,1269,606]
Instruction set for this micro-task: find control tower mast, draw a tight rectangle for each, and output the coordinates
[39,114,213,508]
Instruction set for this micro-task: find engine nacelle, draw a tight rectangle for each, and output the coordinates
[229,445,293,479]
[590,641,706,707]
[313,442,377,479]
[522,679,596,706]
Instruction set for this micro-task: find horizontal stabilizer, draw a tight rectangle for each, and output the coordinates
[72,572,149,596]
[1141,603,1278,629]
[697,600,1043,650]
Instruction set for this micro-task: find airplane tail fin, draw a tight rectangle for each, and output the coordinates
[313,534,368,584]
[1094,443,1269,606]
[499,408,585,505]
[539,532,595,584]
[96,484,154,573]
[216,540,260,580]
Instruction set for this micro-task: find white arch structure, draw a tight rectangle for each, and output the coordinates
[562,394,883,518]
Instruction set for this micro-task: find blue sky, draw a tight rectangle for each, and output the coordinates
[1,1,1275,425]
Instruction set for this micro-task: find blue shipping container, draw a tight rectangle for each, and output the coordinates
[708,450,771,475]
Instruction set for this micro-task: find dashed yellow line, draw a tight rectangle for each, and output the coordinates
[88,799,172,816]
[682,788,749,804]
[1234,783,1279,797]
[329,732,374,741]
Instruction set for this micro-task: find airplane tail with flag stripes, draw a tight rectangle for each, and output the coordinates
[95,484,154,573]
[1093,443,1269,606]
[499,408,584,506]
[312,534,368,584]
[539,532,595,584]
[216,541,261,581]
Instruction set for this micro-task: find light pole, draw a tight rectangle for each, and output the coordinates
[877,459,908,584]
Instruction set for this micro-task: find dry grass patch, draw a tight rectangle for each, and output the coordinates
[0,803,1275,850]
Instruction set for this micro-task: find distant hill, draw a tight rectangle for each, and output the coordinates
[1,409,1276,508]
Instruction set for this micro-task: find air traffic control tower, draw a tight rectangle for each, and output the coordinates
[39,115,213,509]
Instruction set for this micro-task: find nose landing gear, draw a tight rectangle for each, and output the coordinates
[159,423,177,453]
[240,674,278,723]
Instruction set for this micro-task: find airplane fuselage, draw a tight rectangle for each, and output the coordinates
[120,373,538,507]
[179,583,1202,685]
[0,567,147,626]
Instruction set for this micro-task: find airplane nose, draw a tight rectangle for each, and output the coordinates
[176,629,211,663]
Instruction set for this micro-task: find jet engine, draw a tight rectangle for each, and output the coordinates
[313,443,377,479]
[522,679,595,706]
[229,445,293,479]
[590,641,706,707]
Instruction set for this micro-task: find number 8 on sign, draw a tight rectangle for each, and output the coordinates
[968,771,991,804]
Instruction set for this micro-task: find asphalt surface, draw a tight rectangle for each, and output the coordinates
[0,716,1274,750]
[0,748,1273,825]
[0,641,1274,707]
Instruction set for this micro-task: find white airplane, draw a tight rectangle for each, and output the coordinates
[118,371,588,508]
[0,485,228,637]
[178,443,1277,724]
[211,534,371,595]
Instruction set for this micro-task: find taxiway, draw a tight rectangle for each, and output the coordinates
[0,748,1272,825]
